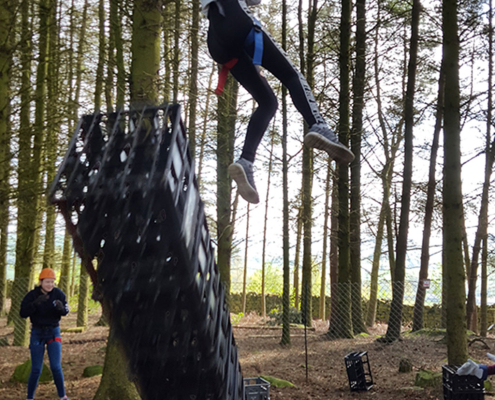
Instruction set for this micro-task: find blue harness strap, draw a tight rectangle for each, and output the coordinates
[244,18,263,65]
[216,18,264,96]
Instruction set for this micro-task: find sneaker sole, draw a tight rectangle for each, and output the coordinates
[304,132,355,164]
[228,163,260,204]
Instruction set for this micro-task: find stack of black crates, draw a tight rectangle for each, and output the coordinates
[49,105,244,400]
[344,351,373,392]
[443,365,485,400]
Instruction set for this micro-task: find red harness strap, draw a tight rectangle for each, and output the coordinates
[47,337,62,345]
[215,58,239,95]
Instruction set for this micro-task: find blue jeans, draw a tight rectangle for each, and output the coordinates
[28,326,66,399]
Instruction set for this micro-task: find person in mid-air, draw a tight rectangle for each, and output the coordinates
[20,268,70,400]
[201,0,354,204]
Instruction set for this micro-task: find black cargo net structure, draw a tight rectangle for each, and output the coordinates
[49,104,244,400]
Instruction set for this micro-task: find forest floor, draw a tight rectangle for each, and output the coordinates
[1,310,495,400]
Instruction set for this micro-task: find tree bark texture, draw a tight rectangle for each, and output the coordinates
[13,0,51,346]
[281,0,291,346]
[0,0,15,317]
[216,74,238,295]
[442,0,468,365]
[412,63,444,332]
[130,0,162,108]
[350,0,367,335]
[384,0,420,342]
[320,162,331,320]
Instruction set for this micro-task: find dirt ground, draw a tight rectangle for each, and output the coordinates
[1,309,494,400]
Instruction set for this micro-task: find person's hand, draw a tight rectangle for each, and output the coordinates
[33,294,49,306]
[457,359,486,379]
[53,299,65,313]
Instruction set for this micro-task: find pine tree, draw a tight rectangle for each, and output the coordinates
[442,0,468,365]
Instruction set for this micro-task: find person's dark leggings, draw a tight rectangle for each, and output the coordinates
[207,0,325,162]
[28,326,66,399]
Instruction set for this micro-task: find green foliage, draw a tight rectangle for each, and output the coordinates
[267,307,301,326]
[68,289,100,315]
[260,375,295,388]
[414,370,442,388]
[83,365,103,377]
[11,359,52,383]
[231,312,243,325]
[246,263,283,295]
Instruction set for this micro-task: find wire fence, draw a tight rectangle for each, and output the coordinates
[228,279,448,330]
[4,275,493,342]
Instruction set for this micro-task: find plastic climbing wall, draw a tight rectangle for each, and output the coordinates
[49,104,244,400]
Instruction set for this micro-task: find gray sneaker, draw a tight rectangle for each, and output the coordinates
[304,123,355,164]
[228,158,260,204]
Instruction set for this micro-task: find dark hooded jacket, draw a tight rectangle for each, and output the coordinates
[20,286,69,328]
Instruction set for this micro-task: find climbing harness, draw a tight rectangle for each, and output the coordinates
[215,18,264,95]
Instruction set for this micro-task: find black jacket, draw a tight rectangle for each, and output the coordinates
[20,286,69,328]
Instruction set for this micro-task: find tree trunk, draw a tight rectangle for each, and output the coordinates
[328,169,339,330]
[412,63,444,332]
[350,0,367,335]
[300,0,318,328]
[320,162,331,320]
[480,0,493,339]
[73,0,88,122]
[13,0,51,346]
[366,200,385,327]
[105,0,115,112]
[462,208,471,277]
[480,236,488,337]
[0,0,15,317]
[216,74,238,295]
[163,1,171,102]
[300,145,313,328]
[329,0,354,339]
[466,0,494,330]
[111,0,125,109]
[70,251,77,298]
[77,260,89,328]
[59,230,72,298]
[95,0,105,111]
[172,0,181,103]
[188,0,199,157]
[261,133,275,318]
[93,3,162,396]
[42,0,60,272]
[242,204,250,314]
[197,63,216,189]
[130,0,162,108]
[93,303,141,400]
[442,0,468,365]
[281,0,290,344]
[384,0,420,343]
[293,205,302,309]
[372,0,399,288]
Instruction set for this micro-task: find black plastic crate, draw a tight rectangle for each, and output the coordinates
[345,351,373,391]
[443,365,484,400]
[50,104,245,400]
[244,377,270,400]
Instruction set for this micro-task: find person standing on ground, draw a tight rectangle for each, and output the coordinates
[20,268,70,400]
[202,0,355,204]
